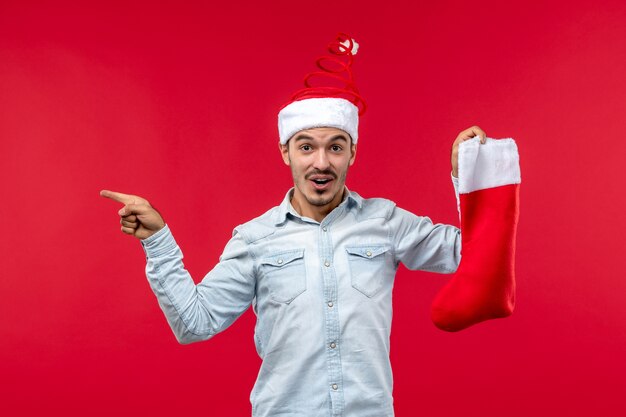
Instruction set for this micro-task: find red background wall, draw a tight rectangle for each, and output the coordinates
[1,0,625,415]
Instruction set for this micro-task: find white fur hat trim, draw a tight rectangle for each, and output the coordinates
[458,137,521,194]
[278,97,359,144]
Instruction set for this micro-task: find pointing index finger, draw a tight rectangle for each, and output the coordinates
[100,189,134,204]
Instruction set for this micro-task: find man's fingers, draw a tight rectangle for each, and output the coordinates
[100,189,135,204]
[458,126,487,144]
[467,126,486,143]
[121,225,136,235]
[118,203,153,217]
[101,189,151,206]
[121,218,138,228]
[120,214,137,222]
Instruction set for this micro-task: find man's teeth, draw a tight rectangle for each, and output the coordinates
[313,179,331,184]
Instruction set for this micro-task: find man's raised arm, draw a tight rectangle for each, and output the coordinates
[100,190,255,344]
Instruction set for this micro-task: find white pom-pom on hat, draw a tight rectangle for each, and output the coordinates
[340,39,359,55]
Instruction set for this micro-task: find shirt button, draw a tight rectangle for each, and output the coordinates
[331,384,338,390]
[324,260,330,267]
[330,342,336,349]
[366,250,372,257]
[327,301,334,308]
[277,259,283,264]
[322,227,327,232]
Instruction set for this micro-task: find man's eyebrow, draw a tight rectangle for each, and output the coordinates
[292,134,349,142]
[330,135,348,143]
[293,134,314,142]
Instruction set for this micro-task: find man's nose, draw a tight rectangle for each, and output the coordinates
[313,150,330,170]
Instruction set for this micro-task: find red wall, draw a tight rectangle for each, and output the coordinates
[1,1,625,415]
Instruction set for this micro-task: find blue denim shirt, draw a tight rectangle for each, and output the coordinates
[140,184,461,417]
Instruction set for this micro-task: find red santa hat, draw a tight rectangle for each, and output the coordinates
[278,33,367,145]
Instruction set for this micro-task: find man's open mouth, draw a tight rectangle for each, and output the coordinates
[308,174,335,190]
[312,178,331,185]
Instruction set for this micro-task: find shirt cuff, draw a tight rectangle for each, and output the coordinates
[451,172,460,194]
[140,224,178,258]
[451,172,461,218]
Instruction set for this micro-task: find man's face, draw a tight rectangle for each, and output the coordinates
[280,127,357,217]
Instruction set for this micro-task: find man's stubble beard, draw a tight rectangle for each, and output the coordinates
[290,159,349,207]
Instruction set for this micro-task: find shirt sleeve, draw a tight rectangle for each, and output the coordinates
[389,206,462,274]
[140,224,256,344]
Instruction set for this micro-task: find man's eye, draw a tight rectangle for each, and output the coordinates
[301,145,312,151]
[331,145,342,152]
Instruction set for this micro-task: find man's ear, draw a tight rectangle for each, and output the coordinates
[349,144,357,166]
[279,141,290,166]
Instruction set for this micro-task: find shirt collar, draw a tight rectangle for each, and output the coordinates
[273,187,363,226]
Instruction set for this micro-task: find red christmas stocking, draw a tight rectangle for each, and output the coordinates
[432,137,521,332]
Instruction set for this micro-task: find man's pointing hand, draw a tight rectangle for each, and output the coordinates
[100,190,166,240]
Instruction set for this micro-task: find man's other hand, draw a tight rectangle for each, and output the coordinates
[451,126,486,178]
[100,190,166,240]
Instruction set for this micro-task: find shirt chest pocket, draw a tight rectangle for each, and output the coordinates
[345,244,391,298]
[260,249,307,304]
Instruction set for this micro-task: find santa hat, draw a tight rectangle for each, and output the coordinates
[278,33,367,145]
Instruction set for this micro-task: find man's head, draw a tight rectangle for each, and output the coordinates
[276,34,365,220]
[280,127,356,220]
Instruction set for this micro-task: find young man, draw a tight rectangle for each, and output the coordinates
[101,35,518,417]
